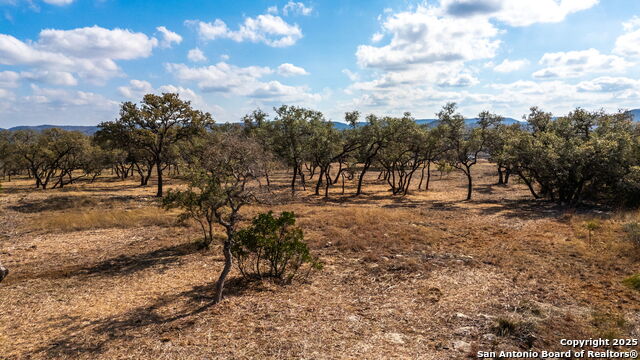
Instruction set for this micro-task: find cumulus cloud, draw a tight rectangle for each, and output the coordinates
[166,62,321,104]
[187,13,302,47]
[493,59,529,73]
[533,48,630,79]
[277,63,309,76]
[20,70,77,86]
[187,48,207,62]
[441,0,599,27]
[0,26,159,84]
[356,6,500,70]
[117,79,154,99]
[282,1,313,16]
[26,84,118,109]
[37,26,158,59]
[118,79,207,107]
[156,26,182,48]
[576,76,640,93]
[0,71,20,88]
[614,16,640,59]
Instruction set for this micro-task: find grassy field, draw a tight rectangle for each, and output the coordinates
[1,161,639,359]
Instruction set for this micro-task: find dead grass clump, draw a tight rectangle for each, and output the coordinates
[591,311,629,340]
[622,222,640,246]
[30,208,176,232]
[493,317,537,348]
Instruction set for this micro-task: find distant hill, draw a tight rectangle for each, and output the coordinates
[3,124,99,135]
[3,111,637,134]
[626,109,640,121]
[331,117,521,130]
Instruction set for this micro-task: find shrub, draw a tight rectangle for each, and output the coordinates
[622,274,640,291]
[232,211,322,283]
[622,222,640,246]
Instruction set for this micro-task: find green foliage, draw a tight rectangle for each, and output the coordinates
[232,211,322,282]
[622,274,640,291]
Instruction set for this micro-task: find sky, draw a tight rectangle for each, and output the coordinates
[1,0,640,127]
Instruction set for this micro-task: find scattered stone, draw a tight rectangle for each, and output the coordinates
[454,326,475,336]
[453,340,471,352]
[347,315,360,322]
[456,313,470,319]
[482,333,497,342]
[387,333,405,344]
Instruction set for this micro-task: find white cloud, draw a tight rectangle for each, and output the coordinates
[371,32,384,43]
[282,1,312,16]
[267,6,278,14]
[342,69,359,81]
[118,79,154,99]
[614,16,640,59]
[533,48,630,79]
[20,70,77,86]
[441,0,599,27]
[166,61,321,104]
[117,79,208,109]
[0,71,20,88]
[0,26,158,84]
[576,76,640,93]
[188,13,303,47]
[37,26,158,60]
[156,26,182,48]
[187,47,207,62]
[166,62,273,93]
[42,0,74,5]
[356,6,500,70]
[277,63,309,76]
[438,72,479,87]
[26,85,118,109]
[493,58,529,73]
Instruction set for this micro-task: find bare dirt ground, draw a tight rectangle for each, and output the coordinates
[1,162,639,359]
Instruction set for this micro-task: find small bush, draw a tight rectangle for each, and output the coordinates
[622,222,640,246]
[232,211,322,283]
[622,274,640,291]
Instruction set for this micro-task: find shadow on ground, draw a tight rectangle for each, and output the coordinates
[29,277,254,358]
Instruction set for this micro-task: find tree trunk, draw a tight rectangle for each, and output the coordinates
[497,166,504,185]
[155,160,163,197]
[0,261,8,283]
[425,161,431,191]
[356,162,371,195]
[290,164,297,194]
[214,238,233,304]
[504,168,511,184]
[465,167,473,201]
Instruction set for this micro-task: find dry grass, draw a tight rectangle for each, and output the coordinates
[29,207,176,232]
[1,162,640,359]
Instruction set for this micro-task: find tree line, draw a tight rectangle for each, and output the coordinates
[1,93,639,206]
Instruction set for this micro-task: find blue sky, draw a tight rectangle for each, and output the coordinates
[1,0,640,127]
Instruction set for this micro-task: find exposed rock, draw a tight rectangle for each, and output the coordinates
[454,326,475,336]
[455,312,470,319]
[482,333,497,342]
[453,340,471,352]
[387,333,405,344]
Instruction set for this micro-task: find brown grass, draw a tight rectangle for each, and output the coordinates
[29,207,176,232]
[1,161,639,359]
